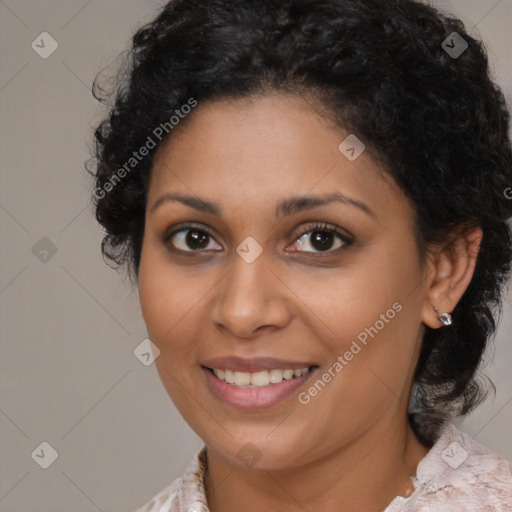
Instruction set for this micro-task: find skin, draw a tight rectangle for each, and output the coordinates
[137,92,482,512]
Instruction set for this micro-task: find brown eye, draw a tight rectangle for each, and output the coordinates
[164,225,222,252]
[290,222,354,254]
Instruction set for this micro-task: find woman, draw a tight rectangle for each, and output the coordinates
[89,0,512,510]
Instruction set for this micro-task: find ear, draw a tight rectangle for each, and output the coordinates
[421,226,483,329]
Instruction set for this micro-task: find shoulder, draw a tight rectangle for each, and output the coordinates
[388,423,512,511]
[133,446,209,512]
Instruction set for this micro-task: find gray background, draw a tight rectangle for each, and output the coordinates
[0,0,511,511]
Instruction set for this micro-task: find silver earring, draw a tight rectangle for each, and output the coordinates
[434,306,452,326]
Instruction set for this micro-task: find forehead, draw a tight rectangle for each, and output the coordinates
[148,93,408,222]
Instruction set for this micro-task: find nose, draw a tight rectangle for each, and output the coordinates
[211,250,292,340]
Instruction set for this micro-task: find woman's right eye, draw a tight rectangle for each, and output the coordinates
[164,225,223,253]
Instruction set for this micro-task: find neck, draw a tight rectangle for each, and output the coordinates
[204,415,430,512]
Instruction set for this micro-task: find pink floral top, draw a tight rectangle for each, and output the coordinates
[135,423,512,511]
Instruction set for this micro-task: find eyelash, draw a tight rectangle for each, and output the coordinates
[162,221,354,256]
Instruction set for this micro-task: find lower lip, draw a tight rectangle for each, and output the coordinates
[201,366,317,410]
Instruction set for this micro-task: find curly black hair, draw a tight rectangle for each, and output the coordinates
[87,0,512,446]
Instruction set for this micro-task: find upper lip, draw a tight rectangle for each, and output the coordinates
[201,356,317,373]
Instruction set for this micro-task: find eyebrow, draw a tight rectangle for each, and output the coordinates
[149,191,376,219]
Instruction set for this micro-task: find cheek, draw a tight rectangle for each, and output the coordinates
[138,244,220,375]
[291,242,423,402]
[138,234,180,325]
[138,245,190,351]
[291,239,421,344]
[138,254,204,408]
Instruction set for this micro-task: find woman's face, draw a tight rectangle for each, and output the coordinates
[138,93,432,469]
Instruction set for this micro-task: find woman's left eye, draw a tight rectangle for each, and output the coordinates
[163,222,353,254]
[289,222,354,254]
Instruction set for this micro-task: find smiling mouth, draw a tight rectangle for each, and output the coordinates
[203,366,317,388]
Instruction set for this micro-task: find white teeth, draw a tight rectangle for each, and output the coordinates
[234,371,251,386]
[282,369,294,380]
[251,371,269,386]
[211,367,311,387]
[269,369,284,383]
